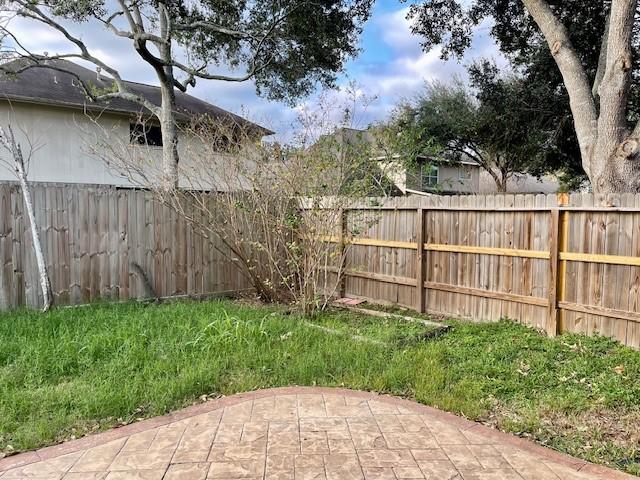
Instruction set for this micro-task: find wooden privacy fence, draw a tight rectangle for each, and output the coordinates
[3,182,640,349]
[320,193,640,349]
[0,182,249,309]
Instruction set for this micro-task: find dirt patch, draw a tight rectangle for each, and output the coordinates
[535,408,640,449]
[483,402,640,472]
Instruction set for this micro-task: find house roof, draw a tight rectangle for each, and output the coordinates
[0,58,273,136]
[415,155,479,167]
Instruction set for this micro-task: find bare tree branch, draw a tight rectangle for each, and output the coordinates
[1,2,162,116]
[522,0,598,176]
[0,124,53,312]
[168,57,274,83]
[173,21,254,39]
[592,10,611,98]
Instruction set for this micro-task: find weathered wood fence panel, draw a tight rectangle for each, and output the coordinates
[0,182,250,309]
[321,194,640,349]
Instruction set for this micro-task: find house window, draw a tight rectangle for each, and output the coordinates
[130,122,163,146]
[458,166,472,181]
[421,164,439,188]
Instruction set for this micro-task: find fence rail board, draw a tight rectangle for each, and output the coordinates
[425,281,550,307]
[559,251,640,266]
[315,193,640,349]
[0,182,249,309]
[425,243,550,259]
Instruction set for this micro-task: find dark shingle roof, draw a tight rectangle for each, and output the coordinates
[0,58,273,136]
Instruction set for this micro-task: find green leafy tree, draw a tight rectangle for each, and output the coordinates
[0,0,373,188]
[386,62,557,192]
[405,0,640,193]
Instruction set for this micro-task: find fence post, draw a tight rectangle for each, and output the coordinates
[547,209,560,336]
[548,203,569,337]
[338,208,347,298]
[416,208,425,313]
[556,209,569,333]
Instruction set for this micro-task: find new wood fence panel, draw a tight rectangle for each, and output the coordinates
[510,195,524,323]
[343,207,418,308]
[629,195,640,348]
[397,208,417,307]
[602,196,621,338]
[458,196,472,318]
[474,195,487,321]
[489,195,502,322]
[502,194,515,321]
[447,196,460,317]
[480,195,493,321]
[321,192,640,349]
[563,193,580,332]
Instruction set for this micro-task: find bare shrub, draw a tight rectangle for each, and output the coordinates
[82,87,391,315]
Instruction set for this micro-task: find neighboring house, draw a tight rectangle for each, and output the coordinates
[408,161,560,195]
[403,156,480,195]
[325,128,480,195]
[326,128,560,196]
[0,59,272,188]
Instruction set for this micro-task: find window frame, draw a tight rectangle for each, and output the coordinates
[420,164,439,189]
[129,122,163,147]
[458,166,472,181]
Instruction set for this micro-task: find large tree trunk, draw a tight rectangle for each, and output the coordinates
[589,0,640,193]
[133,3,181,190]
[590,148,640,193]
[523,0,640,194]
[157,5,180,191]
[496,165,509,193]
[159,82,180,190]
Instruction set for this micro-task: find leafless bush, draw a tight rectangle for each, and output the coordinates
[82,87,390,315]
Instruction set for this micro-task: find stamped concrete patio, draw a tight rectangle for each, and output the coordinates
[0,387,634,480]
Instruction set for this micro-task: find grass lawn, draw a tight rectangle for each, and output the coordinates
[1,299,639,474]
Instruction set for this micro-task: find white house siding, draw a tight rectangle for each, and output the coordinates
[434,164,480,194]
[404,163,481,194]
[0,101,249,190]
[478,171,560,194]
[0,101,138,185]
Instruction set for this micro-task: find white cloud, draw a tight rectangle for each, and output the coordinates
[3,4,507,141]
[378,7,422,55]
[329,7,508,129]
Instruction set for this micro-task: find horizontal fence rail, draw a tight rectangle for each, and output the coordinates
[315,193,640,349]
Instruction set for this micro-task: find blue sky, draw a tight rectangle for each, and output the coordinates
[7,1,504,140]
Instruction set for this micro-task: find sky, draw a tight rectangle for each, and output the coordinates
[5,0,506,141]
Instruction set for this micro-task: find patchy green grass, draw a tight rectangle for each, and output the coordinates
[1,299,639,474]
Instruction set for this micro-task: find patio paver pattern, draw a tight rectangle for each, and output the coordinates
[0,387,634,480]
